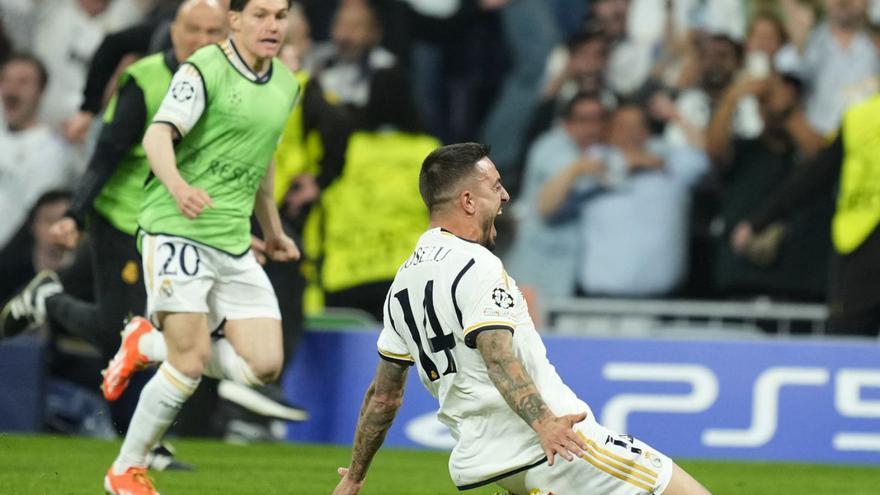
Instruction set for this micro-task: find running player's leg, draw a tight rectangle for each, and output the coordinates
[105,234,213,493]
[222,317,284,385]
[203,249,309,422]
[107,311,208,488]
[206,248,284,385]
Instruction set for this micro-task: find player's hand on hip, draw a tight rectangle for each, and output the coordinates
[171,183,214,219]
[534,411,589,466]
[331,467,363,495]
[48,217,81,250]
[264,234,301,262]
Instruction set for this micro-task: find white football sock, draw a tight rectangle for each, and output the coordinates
[137,330,167,362]
[202,338,264,386]
[113,362,199,474]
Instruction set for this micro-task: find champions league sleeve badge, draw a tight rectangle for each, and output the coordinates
[491,287,514,309]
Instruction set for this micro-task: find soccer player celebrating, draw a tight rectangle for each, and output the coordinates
[333,143,712,495]
[103,1,299,494]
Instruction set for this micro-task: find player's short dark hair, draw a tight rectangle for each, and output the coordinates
[2,53,49,91]
[419,143,491,213]
[230,0,293,12]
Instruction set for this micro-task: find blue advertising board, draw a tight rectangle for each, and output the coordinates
[282,330,880,465]
[0,334,45,431]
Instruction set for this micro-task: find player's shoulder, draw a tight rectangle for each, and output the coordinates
[429,229,505,281]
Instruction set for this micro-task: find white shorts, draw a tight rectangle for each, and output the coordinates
[142,234,281,330]
[496,419,674,495]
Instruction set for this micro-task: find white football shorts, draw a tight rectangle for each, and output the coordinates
[142,233,281,329]
[496,417,674,495]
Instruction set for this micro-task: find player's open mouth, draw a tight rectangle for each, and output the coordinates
[260,39,279,49]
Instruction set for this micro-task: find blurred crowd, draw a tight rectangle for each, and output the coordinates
[2,0,880,331]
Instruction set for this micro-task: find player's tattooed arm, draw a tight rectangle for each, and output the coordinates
[477,329,588,465]
[346,360,409,483]
[357,380,377,420]
[476,329,551,426]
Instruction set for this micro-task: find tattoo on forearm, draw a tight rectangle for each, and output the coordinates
[478,331,550,427]
[357,381,376,420]
[348,361,408,481]
[516,393,547,425]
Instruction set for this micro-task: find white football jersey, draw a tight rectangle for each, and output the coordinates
[378,228,590,489]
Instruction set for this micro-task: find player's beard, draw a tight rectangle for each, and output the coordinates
[480,215,496,251]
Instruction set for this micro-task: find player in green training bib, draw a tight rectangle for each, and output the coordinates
[104,2,300,494]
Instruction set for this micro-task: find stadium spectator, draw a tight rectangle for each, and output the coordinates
[608,0,746,99]
[317,67,437,320]
[540,30,612,109]
[781,0,879,135]
[478,0,562,178]
[576,103,708,297]
[0,53,71,250]
[732,88,880,336]
[726,10,791,141]
[593,0,656,98]
[63,0,191,143]
[404,0,500,143]
[309,1,396,108]
[505,93,610,302]
[710,72,831,302]
[0,0,37,50]
[0,191,72,303]
[517,29,614,194]
[627,0,746,45]
[662,33,742,148]
[31,0,148,130]
[747,9,789,60]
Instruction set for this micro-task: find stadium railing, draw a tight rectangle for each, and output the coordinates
[541,297,829,337]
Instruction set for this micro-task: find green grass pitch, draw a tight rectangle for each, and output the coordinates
[0,434,876,494]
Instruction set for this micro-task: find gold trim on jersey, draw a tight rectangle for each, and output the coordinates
[378,348,414,362]
[463,320,516,336]
[576,432,658,491]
